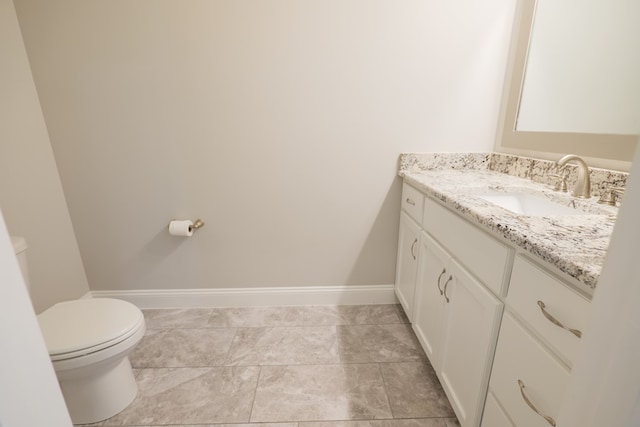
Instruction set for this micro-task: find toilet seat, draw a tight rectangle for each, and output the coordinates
[38,298,144,361]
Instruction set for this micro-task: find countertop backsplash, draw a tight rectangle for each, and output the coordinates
[399,152,629,198]
[398,152,491,172]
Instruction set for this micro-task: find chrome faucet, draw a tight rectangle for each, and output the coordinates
[556,154,591,198]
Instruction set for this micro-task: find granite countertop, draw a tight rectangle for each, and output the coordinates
[399,153,625,292]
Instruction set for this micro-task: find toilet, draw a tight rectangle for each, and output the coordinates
[12,236,146,425]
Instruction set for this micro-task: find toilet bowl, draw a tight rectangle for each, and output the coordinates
[38,298,146,424]
[11,236,146,424]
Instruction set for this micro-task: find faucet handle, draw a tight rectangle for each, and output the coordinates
[611,187,626,194]
[598,186,625,206]
[549,174,569,193]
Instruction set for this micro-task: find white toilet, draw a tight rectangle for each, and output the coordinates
[12,236,146,425]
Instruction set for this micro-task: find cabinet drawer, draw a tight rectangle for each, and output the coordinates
[481,391,514,427]
[401,182,424,224]
[490,313,570,427]
[507,255,591,366]
[423,196,512,297]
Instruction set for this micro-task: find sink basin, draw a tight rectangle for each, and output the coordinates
[476,192,589,216]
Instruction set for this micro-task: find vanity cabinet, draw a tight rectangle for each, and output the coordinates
[396,178,594,427]
[414,231,503,426]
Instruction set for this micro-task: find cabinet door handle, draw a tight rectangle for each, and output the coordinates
[405,197,416,206]
[442,275,452,303]
[517,379,556,426]
[436,268,446,295]
[410,238,418,260]
[537,300,582,338]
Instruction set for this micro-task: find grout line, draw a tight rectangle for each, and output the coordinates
[143,322,407,330]
[94,417,456,427]
[131,361,427,370]
[215,326,239,366]
[205,306,217,327]
[248,365,263,424]
[377,362,396,419]
[334,324,344,364]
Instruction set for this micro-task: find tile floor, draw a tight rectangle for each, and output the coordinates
[81,305,458,427]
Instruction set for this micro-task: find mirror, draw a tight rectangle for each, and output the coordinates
[517,0,640,135]
[495,0,638,171]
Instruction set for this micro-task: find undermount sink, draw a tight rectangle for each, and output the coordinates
[476,192,590,216]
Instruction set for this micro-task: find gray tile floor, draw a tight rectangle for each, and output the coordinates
[81,305,459,427]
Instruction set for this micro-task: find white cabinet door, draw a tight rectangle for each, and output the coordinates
[412,231,503,427]
[395,211,421,320]
[438,259,503,427]
[413,231,450,369]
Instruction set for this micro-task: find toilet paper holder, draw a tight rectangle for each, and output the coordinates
[190,219,205,231]
[167,218,205,232]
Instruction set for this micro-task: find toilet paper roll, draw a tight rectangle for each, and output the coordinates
[168,220,194,237]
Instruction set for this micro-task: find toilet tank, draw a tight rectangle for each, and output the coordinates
[11,236,30,292]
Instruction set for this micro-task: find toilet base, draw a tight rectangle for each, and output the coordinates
[58,356,138,425]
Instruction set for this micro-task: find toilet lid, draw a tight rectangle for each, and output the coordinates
[37,298,144,359]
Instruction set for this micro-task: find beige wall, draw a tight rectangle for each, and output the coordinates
[0,0,89,312]
[15,0,516,292]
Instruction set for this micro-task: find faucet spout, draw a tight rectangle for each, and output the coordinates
[556,154,591,198]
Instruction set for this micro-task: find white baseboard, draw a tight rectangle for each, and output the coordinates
[88,284,398,308]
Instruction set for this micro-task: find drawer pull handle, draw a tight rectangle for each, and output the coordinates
[437,268,446,295]
[443,275,453,303]
[406,198,416,206]
[537,300,583,338]
[410,238,418,260]
[518,379,556,426]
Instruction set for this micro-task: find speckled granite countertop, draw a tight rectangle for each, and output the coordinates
[399,153,627,292]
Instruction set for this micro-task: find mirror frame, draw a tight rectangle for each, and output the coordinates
[494,0,637,172]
